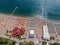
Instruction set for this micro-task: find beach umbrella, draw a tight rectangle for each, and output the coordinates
[11,26,25,35]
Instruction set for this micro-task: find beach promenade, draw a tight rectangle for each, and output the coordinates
[0,14,60,45]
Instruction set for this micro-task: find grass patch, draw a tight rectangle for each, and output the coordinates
[42,42,47,45]
[49,43,53,45]
[0,37,16,45]
[53,42,60,45]
[19,41,34,45]
[49,42,60,45]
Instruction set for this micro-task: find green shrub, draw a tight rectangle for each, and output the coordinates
[19,41,34,45]
[42,42,47,45]
[50,36,55,40]
[53,42,60,45]
[17,35,21,39]
[0,37,16,45]
[49,43,53,45]
[29,41,34,45]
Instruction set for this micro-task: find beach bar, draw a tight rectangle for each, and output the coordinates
[29,30,34,38]
[43,25,50,40]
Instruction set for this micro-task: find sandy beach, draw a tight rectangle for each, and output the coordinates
[0,13,60,35]
[0,14,60,45]
[0,13,60,40]
[0,14,27,35]
[0,14,43,39]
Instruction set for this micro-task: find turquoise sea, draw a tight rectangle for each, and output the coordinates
[0,0,60,20]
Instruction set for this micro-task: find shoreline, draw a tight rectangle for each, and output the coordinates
[0,13,60,23]
[0,13,26,18]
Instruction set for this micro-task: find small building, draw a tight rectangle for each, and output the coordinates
[29,30,34,38]
[43,25,50,40]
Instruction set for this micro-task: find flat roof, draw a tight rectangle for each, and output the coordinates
[30,30,34,34]
[43,25,50,37]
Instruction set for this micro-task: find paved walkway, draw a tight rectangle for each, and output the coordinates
[47,42,49,45]
[15,42,19,45]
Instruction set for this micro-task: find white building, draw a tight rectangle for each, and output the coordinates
[29,30,34,38]
[43,25,50,40]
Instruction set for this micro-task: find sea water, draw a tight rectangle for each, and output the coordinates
[0,0,60,20]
